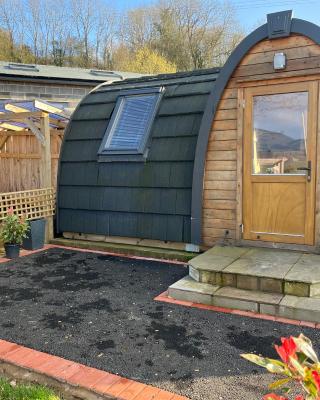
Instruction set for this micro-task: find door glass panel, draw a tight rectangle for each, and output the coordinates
[252,91,308,174]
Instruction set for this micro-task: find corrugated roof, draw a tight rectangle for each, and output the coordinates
[0,61,144,84]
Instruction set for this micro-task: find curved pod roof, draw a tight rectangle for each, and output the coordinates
[57,69,219,243]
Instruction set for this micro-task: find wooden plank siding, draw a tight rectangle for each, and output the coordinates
[202,34,320,247]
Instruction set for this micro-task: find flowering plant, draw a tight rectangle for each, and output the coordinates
[0,208,29,245]
[242,334,320,400]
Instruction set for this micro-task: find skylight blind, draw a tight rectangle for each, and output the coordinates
[106,94,158,151]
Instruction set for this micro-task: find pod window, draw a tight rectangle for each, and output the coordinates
[98,87,163,159]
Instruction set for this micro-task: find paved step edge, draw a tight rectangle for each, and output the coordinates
[168,276,219,305]
[189,266,318,297]
[168,278,320,323]
[169,279,281,313]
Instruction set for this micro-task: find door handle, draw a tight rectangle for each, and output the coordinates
[297,160,311,181]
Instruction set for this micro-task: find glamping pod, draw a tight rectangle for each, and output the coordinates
[57,69,219,249]
[57,11,320,252]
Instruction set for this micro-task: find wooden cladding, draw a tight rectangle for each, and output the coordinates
[0,187,55,221]
[202,33,320,247]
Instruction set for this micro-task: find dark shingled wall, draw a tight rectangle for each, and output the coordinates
[57,69,219,243]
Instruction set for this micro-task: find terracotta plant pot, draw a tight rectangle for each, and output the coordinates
[4,243,20,259]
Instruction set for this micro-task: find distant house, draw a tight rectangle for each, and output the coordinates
[56,10,320,252]
[0,61,143,107]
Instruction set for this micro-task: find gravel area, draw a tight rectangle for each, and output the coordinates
[0,247,319,400]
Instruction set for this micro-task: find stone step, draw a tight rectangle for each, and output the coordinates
[168,276,220,305]
[168,276,320,323]
[189,245,320,297]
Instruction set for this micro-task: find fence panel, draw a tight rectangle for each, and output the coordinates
[0,132,63,193]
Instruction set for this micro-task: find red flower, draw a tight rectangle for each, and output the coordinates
[275,337,297,363]
[312,370,320,390]
[295,396,305,400]
[7,207,14,215]
[263,394,288,400]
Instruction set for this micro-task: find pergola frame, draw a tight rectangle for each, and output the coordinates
[0,100,69,239]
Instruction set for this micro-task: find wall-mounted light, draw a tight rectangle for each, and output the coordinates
[273,52,286,70]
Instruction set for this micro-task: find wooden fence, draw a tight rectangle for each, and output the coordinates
[0,130,63,193]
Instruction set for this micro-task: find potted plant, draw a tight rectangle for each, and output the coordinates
[0,208,29,259]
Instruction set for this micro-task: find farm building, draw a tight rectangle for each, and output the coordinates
[0,61,142,104]
[57,10,320,253]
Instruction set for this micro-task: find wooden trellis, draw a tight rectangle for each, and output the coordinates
[0,187,55,221]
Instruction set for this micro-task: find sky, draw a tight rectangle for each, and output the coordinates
[113,0,320,33]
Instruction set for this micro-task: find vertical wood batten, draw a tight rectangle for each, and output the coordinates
[236,87,244,242]
[40,114,53,240]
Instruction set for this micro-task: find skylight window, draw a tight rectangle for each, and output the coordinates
[98,87,163,159]
[7,63,39,72]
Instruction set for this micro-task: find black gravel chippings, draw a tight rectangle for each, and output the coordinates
[0,248,319,400]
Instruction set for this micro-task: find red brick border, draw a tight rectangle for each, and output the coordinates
[0,244,56,263]
[0,339,187,400]
[154,291,320,330]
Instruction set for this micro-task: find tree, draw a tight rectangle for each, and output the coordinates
[44,0,73,66]
[152,0,244,69]
[0,0,243,71]
[120,7,155,50]
[119,46,176,74]
[94,5,117,69]
[0,28,33,63]
[71,0,96,67]
[152,6,189,70]
[0,0,24,61]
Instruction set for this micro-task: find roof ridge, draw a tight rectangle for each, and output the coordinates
[97,67,221,90]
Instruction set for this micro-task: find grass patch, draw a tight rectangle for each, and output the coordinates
[0,377,61,399]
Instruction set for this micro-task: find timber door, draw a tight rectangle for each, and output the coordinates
[243,82,317,245]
